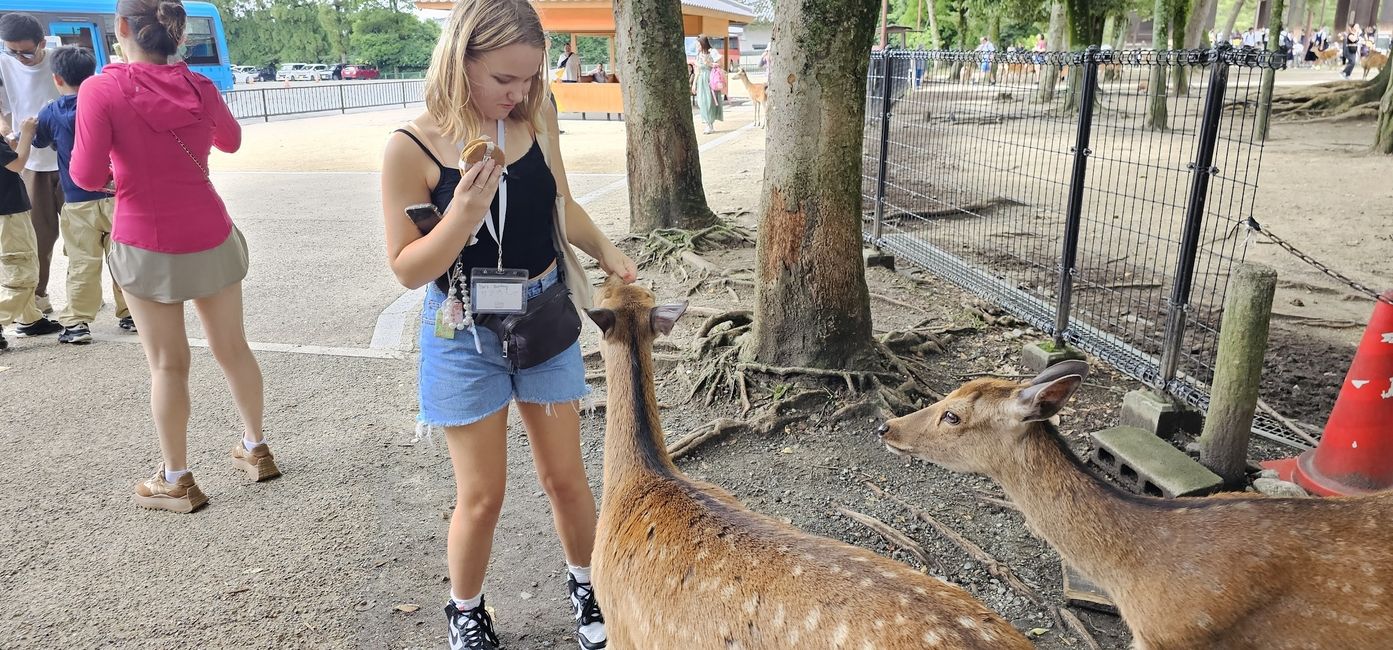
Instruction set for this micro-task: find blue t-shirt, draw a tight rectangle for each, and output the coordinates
[34,94,108,203]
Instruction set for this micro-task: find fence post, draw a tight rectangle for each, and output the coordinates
[339,84,347,114]
[871,53,895,242]
[1052,46,1101,349]
[401,81,408,108]
[260,89,269,123]
[1198,263,1277,487]
[1158,46,1229,387]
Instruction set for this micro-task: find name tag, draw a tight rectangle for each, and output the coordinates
[471,268,528,314]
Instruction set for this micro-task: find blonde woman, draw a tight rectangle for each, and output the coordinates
[380,1,635,648]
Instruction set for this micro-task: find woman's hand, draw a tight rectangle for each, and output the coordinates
[598,245,637,284]
[446,157,504,229]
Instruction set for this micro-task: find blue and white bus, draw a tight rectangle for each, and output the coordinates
[0,0,232,91]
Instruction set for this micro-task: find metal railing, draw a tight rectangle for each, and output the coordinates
[221,79,426,121]
[862,45,1307,449]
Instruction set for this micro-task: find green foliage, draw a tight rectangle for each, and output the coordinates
[212,0,438,68]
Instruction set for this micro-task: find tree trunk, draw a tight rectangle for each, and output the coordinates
[749,0,879,369]
[1374,54,1393,152]
[950,2,968,82]
[1173,0,1191,95]
[1221,0,1248,41]
[1038,2,1065,102]
[988,12,1002,82]
[1186,0,1218,47]
[1256,0,1287,139]
[1147,0,1171,129]
[924,0,942,49]
[612,0,718,233]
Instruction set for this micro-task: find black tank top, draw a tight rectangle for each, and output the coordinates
[394,128,558,294]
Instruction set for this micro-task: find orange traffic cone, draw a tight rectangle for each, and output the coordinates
[1263,290,1393,495]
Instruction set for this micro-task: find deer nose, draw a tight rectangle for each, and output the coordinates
[875,422,891,438]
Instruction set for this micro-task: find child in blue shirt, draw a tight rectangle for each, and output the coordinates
[34,45,134,344]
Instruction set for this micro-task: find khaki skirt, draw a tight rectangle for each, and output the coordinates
[109,228,249,303]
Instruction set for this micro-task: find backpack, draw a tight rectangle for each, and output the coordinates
[709,65,726,93]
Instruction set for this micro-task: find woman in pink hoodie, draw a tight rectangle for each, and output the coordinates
[72,0,276,513]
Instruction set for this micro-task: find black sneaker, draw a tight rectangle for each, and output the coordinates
[445,598,500,650]
[119,316,138,334]
[567,576,607,649]
[15,317,62,337]
[59,324,93,345]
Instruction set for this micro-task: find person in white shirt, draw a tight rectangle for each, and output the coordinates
[0,13,63,315]
[557,41,581,83]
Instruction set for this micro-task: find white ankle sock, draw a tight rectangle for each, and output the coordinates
[451,591,482,610]
[243,437,262,451]
[164,468,190,483]
[568,564,591,584]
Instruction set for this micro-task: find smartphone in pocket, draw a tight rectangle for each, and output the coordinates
[405,203,442,235]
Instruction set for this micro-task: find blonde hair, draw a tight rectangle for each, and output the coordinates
[424,0,548,143]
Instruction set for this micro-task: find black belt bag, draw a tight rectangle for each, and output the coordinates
[476,277,581,371]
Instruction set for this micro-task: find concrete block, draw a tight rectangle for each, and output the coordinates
[1062,562,1117,615]
[863,247,896,271]
[1119,389,1201,440]
[1090,426,1223,497]
[1021,341,1086,373]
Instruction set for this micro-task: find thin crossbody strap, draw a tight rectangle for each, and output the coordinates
[171,130,213,185]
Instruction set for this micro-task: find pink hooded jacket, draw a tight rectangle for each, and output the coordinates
[72,62,241,254]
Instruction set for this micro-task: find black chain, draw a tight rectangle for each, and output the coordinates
[1241,217,1392,306]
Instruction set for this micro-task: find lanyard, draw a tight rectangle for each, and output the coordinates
[461,119,508,270]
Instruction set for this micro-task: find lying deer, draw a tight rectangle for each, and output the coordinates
[587,278,1030,649]
[735,69,768,128]
[879,360,1393,650]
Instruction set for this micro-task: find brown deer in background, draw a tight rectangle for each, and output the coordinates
[735,69,767,128]
[879,360,1393,650]
[586,277,1031,649]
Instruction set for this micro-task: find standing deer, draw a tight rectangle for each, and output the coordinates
[878,360,1393,650]
[735,69,767,128]
[586,277,1031,649]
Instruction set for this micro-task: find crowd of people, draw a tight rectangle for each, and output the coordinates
[1224,23,1385,78]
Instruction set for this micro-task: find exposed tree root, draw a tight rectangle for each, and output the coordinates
[632,222,755,277]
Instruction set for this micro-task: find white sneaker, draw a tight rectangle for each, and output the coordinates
[567,576,606,649]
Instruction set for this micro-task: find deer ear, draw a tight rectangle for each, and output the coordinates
[650,302,688,336]
[586,308,616,334]
[1027,359,1089,386]
[1015,374,1083,422]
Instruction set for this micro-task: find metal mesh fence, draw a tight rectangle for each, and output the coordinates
[863,46,1303,448]
[222,80,426,121]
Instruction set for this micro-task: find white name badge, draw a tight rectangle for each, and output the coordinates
[470,267,528,314]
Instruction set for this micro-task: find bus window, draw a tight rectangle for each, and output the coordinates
[178,17,220,66]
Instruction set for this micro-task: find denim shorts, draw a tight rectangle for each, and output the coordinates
[418,265,589,427]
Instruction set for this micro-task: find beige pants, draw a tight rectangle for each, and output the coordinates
[57,198,128,326]
[0,210,42,327]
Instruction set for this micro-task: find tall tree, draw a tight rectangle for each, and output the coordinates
[1185,0,1218,47]
[748,0,880,369]
[1373,56,1393,152]
[1146,0,1171,129]
[1037,1,1065,102]
[1171,0,1191,95]
[611,0,718,233]
[1221,0,1249,40]
[1255,0,1286,139]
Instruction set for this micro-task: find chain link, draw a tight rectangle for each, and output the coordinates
[1241,217,1392,306]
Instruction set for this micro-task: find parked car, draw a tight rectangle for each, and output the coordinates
[276,63,310,81]
[231,65,258,84]
[306,64,332,81]
[332,63,381,81]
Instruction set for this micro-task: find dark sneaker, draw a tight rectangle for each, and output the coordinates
[59,324,93,345]
[0,332,8,351]
[15,317,62,337]
[567,576,606,649]
[446,599,500,650]
[119,316,138,334]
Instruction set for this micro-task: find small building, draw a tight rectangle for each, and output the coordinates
[414,0,757,116]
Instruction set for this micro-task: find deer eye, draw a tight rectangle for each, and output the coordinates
[941,411,961,426]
